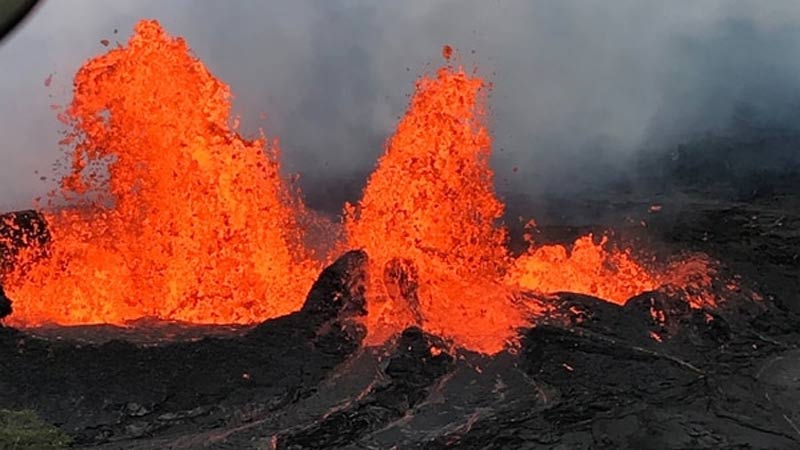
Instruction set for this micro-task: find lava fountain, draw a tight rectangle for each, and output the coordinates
[345,62,526,353]
[3,20,319,326]
[344,54,713,353]
[2,21,715,355]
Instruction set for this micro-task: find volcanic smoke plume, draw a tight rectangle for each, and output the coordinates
[2,20,716,354]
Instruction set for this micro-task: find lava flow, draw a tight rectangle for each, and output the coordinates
[2,20,715,355]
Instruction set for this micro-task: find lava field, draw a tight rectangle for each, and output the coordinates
[2,18,800,450]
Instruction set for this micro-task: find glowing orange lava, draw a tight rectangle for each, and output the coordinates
[346,54,715,353]
[2,23,716,355]
[345,65,524,353]
[4,20,319,325]
[508,234,659,305]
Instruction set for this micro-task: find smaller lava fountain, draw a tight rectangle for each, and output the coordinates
[1,20,717,355]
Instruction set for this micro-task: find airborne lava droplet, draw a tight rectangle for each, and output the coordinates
[442,45,453,61]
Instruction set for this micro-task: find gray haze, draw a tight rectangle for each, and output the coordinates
[1,0,800,212]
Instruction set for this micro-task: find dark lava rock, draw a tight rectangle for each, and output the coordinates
[275,327,454,450]
[625,290,731,346]
[383,258,423,324]
[299,250,367,320]
[0,284,11,319]
[199,289,800,450]
[0,250,369,446]
[405,288,799,450]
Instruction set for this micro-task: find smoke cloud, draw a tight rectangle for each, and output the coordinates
[1,0,799,212]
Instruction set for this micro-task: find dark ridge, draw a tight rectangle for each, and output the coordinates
[274,327,454,449]
[419,292,800,450]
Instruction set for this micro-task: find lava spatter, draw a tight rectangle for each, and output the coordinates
[508,234,660,305]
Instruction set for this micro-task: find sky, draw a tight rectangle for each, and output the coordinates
[1,0,800,212]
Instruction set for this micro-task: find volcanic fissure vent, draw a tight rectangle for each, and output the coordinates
[1,20,718,355]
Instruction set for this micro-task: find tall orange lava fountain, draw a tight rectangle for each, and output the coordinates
[4,20,318,325]
[346,64,524,353]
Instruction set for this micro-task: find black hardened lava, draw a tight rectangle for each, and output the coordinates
[0,251,368,446]
[412,293,800,450]
[0,284,11,319]
[273,327,454,449]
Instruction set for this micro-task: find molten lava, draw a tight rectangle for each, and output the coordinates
[345,66,523,353]
[2,22,716,355]
[346,55,715,353]
[508,234,659,305]
[4,20,318,325]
